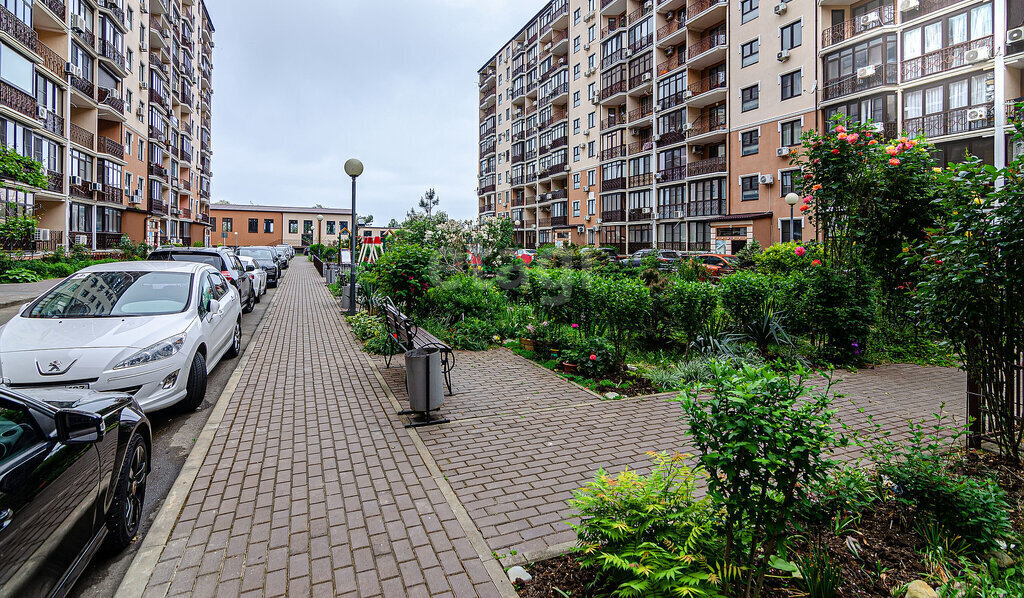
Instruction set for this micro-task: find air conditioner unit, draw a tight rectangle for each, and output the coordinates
[140,4,147,13]
[141,81,149,90]
[683,122,693,131]
[34,228,51,241]
[582,186,590,192]
[624,49,633,57]
[856,64,877,79]
[776,147,791,157]
[774,3,788,15]
[543,43,551,52]
[584,214,591,221]
[777,50,790,62]
[631,128,642,135]
[70,175,83,186]
[758,174,774,185]
[1010,27,1024,44]
[857,12,881,28]
[583,129,590,136]
[653,134,661,142]
[75,235,88,246]
[140,41,147,52]
[584,43,591,51]
[591,96,600,105]
[641,207,652,215]
[36,106,48,120]
[90,182,103,191]
[691,145,702,154]
[137,107,145,118]
[584,10,595,21]
[129,195,142,204]
[134,189,144,199]
[641,73,651,82]
[596,218,603,224]
[965,46,991,63]
[684,89,693,99]
[898,0,919,11]
[665,47,675,56]
[70,14,85,33]
[967,106,989,121]
[654,172,663,180]
[564,165,572,172]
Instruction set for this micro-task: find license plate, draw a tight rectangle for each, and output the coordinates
[65,383,90,390]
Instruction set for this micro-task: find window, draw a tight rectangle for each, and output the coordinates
[588,198,596,215]
[780,169,798,196]
[588,141,596,157]
[741,176,760,201]
[741,0,758,22]
[288,220,298,234]
[1,43,34,94]
[588,112,596,129]
[780,119,802,146]
[574,36,581,52]
[303,220,313,234]
[572,201,580,217]
[780,218,803,242]
[222,218,233,233]
[741,39,759,67]
[574,7,581,23]
[780,20,802,50]
[0,399,40,468]
[573,118,580,133]
[781,70,801,100]
[574,64,580,80]
[248,218,258,233]
[741,130,759,156]
[741,85,759,112]
[588,169,597,186]
[573,173,581,189]
[573,90,580,107]
[326,221,336,235]
[264,219,274,234]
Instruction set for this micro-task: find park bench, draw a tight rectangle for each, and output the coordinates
[381,297,455,394]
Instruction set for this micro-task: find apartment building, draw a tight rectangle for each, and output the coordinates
[209,204,363,249]
[479,0,1023,255]
[0,0,214,252]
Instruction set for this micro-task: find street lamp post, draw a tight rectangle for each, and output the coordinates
[784,192,800,244]
[316,214,324,247]
[344,159,363,315]
[233,231,238,248]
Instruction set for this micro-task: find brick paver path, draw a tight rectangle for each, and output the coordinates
[141,259,503,598]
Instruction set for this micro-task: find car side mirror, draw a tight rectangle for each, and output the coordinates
[245,264,255,272]
[209,299,222,315]
[55,410,104,444]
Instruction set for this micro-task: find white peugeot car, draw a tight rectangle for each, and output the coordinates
[0,262,242,413]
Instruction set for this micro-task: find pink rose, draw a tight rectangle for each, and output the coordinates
[812,259,822,267]
[589,354,597,361]
[889,158,901,166]
[571,323,579,328]
[834,125,847,134]
[795,246,806,257]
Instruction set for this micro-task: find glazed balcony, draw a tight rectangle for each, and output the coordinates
[538,81,569,107]
[602,113,627,129]
[628,71,653,91]
[629,33,653,55]
[602,48,626,70]
[628,207,653,220]
[658,129,686,147]
[902,36,993,83]
[904,101,995,138]
[538,107,568,129]
[97,183,122,204]
[602,177,626,191]
[539,160,568,178]
[822,63,898,102]
[686,156,726,178]
[659,164,687,182]
[70,123,94,149]
[901,0,965,22]
[601,209,626,222]
[0,79,37,120]
[660,87,690,110]
[628,173,653,188]
[98,0,126,31]
[822,5,895,49]
[1,5,37,52]
[539,135,568,155]
[687,198,726,217]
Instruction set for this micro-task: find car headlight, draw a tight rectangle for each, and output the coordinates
[113,335,186,370]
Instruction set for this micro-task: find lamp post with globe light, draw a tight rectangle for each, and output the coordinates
[316,214,324,248]
[345,159,363,315]
[784,192,800,243]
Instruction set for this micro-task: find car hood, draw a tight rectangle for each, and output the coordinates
[13,386,134,412]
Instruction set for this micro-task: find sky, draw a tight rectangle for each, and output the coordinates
[208,0,542,224]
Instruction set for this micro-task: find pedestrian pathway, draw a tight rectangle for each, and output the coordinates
[0,277,62,308]
[125,258,506,597]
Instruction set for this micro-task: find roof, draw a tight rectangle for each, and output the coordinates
[82,261,215,274]
[707,211,774,223]
[210,204,352,216]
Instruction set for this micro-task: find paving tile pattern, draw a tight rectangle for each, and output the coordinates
[143,259,500,598]
[382,350,966,556]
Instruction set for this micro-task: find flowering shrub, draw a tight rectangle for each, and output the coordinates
[373,242,437,312]
[424,274,506,322]
[753,241,824,276]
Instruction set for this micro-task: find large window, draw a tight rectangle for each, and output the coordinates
[780,20,802,50]
[70,149,93,181]
[823,35,898,84]
[741,85,759,112]
[780,119,802,147]
[741,130,759,156]
[288,220,298,234]
[741,0,758,23]
[902,5,992,81]
[70,42,94,82]
[741,39,759,67]
[264,219,274,234]
[4,0,31,25]
[780,169,798,196]
[0,43,33,94]
[741,176,759,201]
[222,218,232,233]
[781,218,803,242]
[781,70,802,100]
[70,203,91,232]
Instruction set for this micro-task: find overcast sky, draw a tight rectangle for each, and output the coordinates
[208,0,541,223]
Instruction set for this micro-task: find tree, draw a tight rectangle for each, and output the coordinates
[214,200,231,205]
[386,218,400,228]
[409,188,439,219]
[362,215,374,226]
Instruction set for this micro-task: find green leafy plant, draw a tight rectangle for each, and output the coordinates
[796,544,842,598]
[753,242,824,276]
[373,242,438,313]
[0,267,41,283]
[733,240,763,270]
[658,279,718,347]
[425,274,506,322]
[679,362,843,598]
[743,297,793,356]
[939,557,1024,597]
[718,271,772,330]
[0,146,48,188]
[592,276,651,365]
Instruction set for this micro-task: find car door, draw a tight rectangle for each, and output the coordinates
[207,272,235,356]
[0,396,100,597]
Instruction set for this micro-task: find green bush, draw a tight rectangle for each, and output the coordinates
[771,271,813,335]
[569,452,730,598]
[493,303,535,339]
[562,336,616,378]
[425,275,505,322]
[592,276,651,364]
[0,268,41,283]
[374,242,437,312]
[345,312,396,355]
[797,465,878,524]
[803,265,875,364]
[754,241,824,275]
[659,279,718,344]
[719,270,772,328]
[440,317,496,351]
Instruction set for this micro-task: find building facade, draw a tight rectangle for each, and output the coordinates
[479,0,1023,255]
[209,204,394,249]
[0,0,214,252]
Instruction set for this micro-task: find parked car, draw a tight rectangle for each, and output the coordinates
[271,246,289,269]
[582,246,621,265]
[238,256,267,300]
[0,262,243,413]
[147,247,255,313]
[237,247,282,287]
[695,254,738,280]
[625,249,683,269]
[514,249,537,265]
[275,244,294,260]
[0,386,151,597]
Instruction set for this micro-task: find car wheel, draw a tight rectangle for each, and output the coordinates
[106,432,148,550]
[255,286,262,303]
[177,352,208,412]
[243,288,255,314]
[269,275,278,288]
[225,320,241,358]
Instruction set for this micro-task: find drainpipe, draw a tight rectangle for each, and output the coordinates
[994,0,1007,181]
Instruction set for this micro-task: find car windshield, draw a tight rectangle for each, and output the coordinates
[239,248,275,260]
[27,271,193,318]
[155,252,223,269]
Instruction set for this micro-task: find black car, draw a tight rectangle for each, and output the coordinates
[237,247,282,287]
[583,247,621,265]
[272,247,289,269]
[0,387,151,597]
[625,249,683,269]
[148,247,256,312]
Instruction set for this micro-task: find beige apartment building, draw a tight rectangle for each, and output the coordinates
[479,0,1024,255]
[0,0,214,252]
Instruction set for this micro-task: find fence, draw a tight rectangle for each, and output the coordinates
[967,361,1024,450]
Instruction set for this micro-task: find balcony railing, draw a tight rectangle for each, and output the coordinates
[687,198,726,217]
[657,53,685,77]
[628,207,653,221]
[628,72,653,90]
[689,111,727,137]
[659,129,686,146]
[602,177,626,191]
[98,184,121,204]
[687,0,726,16]
[627,140,653,155]
[549,189,568,200]
[149,162,169,178]
[822,63,898,101]
[822,5,895,48]
[550,215,569,227]
[98,87,124,113]
[0,5,37,51]
[150,198,167,215]
[479,203,496,214]
[99,39,126,72]
[0,80,37,120]
[602,49,626,70]
[601,209,626,222]
[70,74,95,100]
[904,102,995,138]
[600,145,627,160]
[70,182,92,199]
[628,173,653,188]
[602,114,627,129]
[36,40,65,79]
[40,0,65,19]
[628,105,653,121]
[687,33,726,59]
[687,157,726,177]
[902,36,993,82]
[688,71,727,97]
[99,0,125,28]
[99,136,124,159]
[657,16,686,41]
[70,123,94,149]
[540,161,568,178]
[47,170,64,194]
[73,26,95,49]
[512,195,525,207]
[660,164,687,182]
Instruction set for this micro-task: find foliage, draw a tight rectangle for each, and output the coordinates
[118,235,150,260]
[689,312,742,359]
[493,303,535,339]
[435,317,497,351]
[797,465,878,524]
[753,242,824,276]
[563,336,616,378]
[803,265,875,364]
[660,280,719,345]
[939,557,1024,597]
[732,240,763,270]
[796,544,842,598]
[680,362,842,598]
[642,356,715,391]
[569,452,730,598]
[592,276,651,364]
[742,297,793,356]
[346,312,396,355]
[0,212,37,248]
[910,124,1024,461]
[0,267,40,283]
[719,271,772,329]
[0,146,48,188]
[424,275,506,322]
[373,242,437,312]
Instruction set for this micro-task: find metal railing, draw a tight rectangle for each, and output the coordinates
[687,157,726,177]
[0,79,37,120]
[902,36,993,82]
[822,5,895,48]
[904,102,995,138]
[822,63,898,101]
[70,123,94,149]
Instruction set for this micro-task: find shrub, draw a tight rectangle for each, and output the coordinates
[803,265,875,364]
[493,303,535,339]
[797,465,878,524]
[569,452,730,598]
[592,276,651,364]
[563,336,616,378]
[45,262,75,279]
[345,312,396,355]
[680,362,842,598]
[424,275,505,322]
[718,271,772,329]
[771,271,813,335]
[753,241,824,276]
[659,280,718,345]
[374,242,437,312]
[642,356,715,391]
[0,268,40,283]
[441,317,496,351]
[733,240,763,270]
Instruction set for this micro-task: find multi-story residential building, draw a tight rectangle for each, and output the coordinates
[480,0,1023,255]
[209,204,394,250]
[0,0,213,252]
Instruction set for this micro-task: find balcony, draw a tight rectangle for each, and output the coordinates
[512,194,525,207]
[600,145,627,160]
[660,87,690,110]
[658,129,686,147]
[687,157,726,178]
[99,136,124,160]
[98,0,126,30]
[602,48,626,70]
[686,34,726,69]
[0,80,37,120]
[600,79,627,101]
[36,40,65,79]
[480,140,495,157]
[98,184,122,204]
[904,102,995,138]
[98,39,126,74]
[46,171,63,194]
[628,173,653,188]
[149,162,169,179]
[70,74,95,100]
[479,203,496,214]
[602,177,626,191]
[688,111,727,138]
[657,52,685,77]
[657,15,687,48]
[550,215,569,227]
[540,135,568,155]
[822,63,898,102]
[539,81,569,107]
[549,189,568,200]
[822,5,895,49]
[629,33,652,54]
[39,0,65,20]
[628,207,653,221]
[98,87,125,115]
[539,161,568,178]
[902,0,966,22]
[73,25,95,50]
[628,105,653,122]
[601,209,626,222]
[687,198,726,218]
[70,123,94,149]
[687,71,727,106]
[659,164,687,182]
[1,5,37,51]
[538,107,568,129]
[70,181,92,199]
[150,198,167,215]
[902,36,993,83]
[627,140,653,155]
[601,114,627,129]
[685,0,726,30]
[628,71,653,91]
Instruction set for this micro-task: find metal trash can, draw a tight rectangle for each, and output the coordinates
[325,266,337,285]
[405,347,445,413]
[341,282,361,311]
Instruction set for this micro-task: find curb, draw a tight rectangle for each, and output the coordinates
[113,291,277,598]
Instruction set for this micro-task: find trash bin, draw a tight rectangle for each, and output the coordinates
[405,347,445,413]
[341,282,361,311]
[325,266,337,285]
